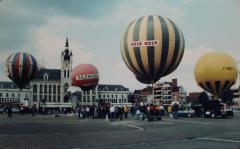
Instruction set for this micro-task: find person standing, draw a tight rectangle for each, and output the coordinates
[173,103,179,119]
[82,106,86,119]
[31,105,35,117]
[110,105,115,122]
[77,106,81,119]
[7,104,12,118]
[168,105,172,118]
[124,106,128,119]
[119,106,124,121]
[86,106,90,118]
[136,107,141,120]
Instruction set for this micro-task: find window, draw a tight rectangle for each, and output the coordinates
[6,93,8,97]
[44,95,47,102]
[33,84,37,93]
[83,96,86,102]
[33,95,37,101]
[40,84,43,93]
[53,85,56,93]
[0,93,2,97]
[115,95,117,98]
[111,95,113,98]
[49,85,52,93]
[49,95,52,102]
[87,97,90,102]
[58,96,60,102]
[12,93,14,97]
[40,95,43,102]
[99,94,101,98]
[44,73,48,80]
[67,70,69,78]
[53,95,56,102]
[44,84,47,93]
[64,70,66,78]
[64,83,69,93]
[58,85,60,93]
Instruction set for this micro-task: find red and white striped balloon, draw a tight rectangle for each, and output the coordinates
[5,52,38,89]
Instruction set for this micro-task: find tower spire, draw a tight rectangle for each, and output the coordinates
[65,38,69,47]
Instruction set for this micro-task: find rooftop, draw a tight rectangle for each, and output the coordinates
[33,68,61,81]
[98,84,129,91]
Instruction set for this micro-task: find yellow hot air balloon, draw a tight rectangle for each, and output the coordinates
[194,52,238,98]
[120,15,185,84]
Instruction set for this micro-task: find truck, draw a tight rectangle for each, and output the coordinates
[205,103,233,118]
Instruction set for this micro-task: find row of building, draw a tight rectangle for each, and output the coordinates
[0,39,239,108]
[0,39,132,108]
[133,79,188,106]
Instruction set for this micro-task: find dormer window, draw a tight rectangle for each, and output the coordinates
[43,73,49,81]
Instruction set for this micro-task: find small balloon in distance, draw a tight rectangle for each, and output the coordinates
[194,52,238,97]
[71,64,99,91]
[5,52,38,89]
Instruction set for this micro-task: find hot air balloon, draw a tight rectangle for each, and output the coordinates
[194,52,238,98]
[71,64,99,91]
[135,75,152,84]
[5,52,38,89]
[120,15,185,84]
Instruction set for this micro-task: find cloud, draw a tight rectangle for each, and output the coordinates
[0,0,239,94]
[28,16,97,69]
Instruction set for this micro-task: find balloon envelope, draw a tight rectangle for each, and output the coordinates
[194,52,238,97]
[71,64,99,91]
[5,52,38,89]
[120,15,185,84]
[135,75,152,84]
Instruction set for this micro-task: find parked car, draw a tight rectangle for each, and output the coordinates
[146,105,162,121]
[191,105,204,117]
[12,108,20,113]
[178,109,195,118]
[0,108,4,114]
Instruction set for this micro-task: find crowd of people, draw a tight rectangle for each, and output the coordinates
[1,102,180,121]
[75,104,130,121]
[74,103,172,122]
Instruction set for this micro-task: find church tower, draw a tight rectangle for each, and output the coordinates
[61,38,73,102]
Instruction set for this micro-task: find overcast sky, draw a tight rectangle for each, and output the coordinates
[0,0,239,92]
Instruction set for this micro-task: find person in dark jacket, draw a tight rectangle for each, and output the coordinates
[7,104,12,118]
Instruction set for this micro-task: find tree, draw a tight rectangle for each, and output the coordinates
[220,89,234,104]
